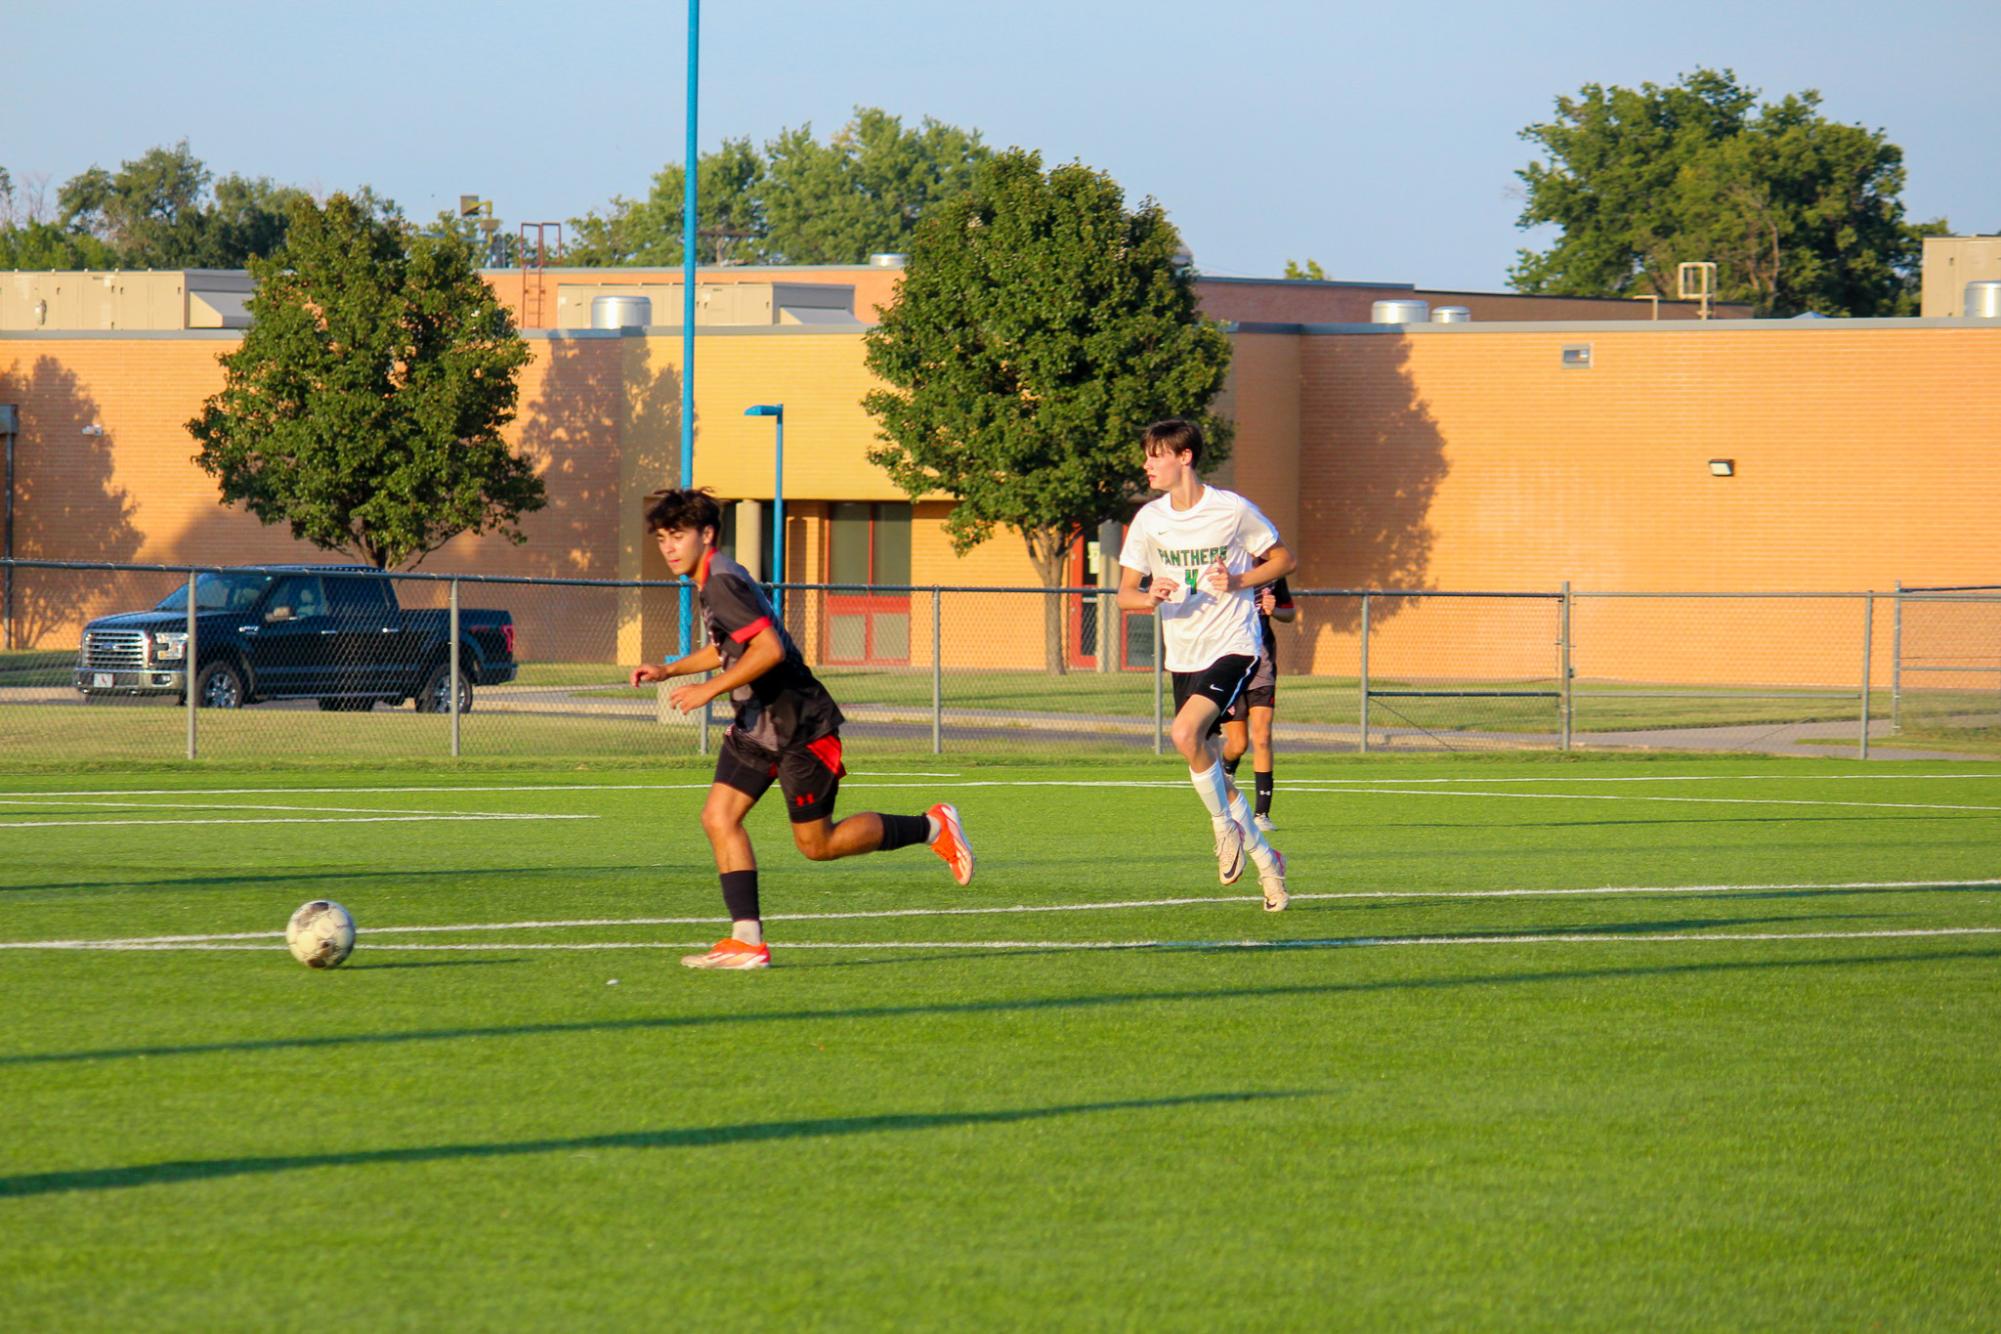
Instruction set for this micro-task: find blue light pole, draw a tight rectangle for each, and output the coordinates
[744,404,784,622]
[678,0,701,654]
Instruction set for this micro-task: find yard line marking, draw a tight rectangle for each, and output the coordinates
[18,926,2001,953]
[7,877,1996,950]
[0,813,598,830]
[6,772,2000,801]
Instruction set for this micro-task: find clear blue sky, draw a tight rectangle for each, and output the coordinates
[9,0,1997,290]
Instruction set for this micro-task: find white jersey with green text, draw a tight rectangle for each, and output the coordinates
[1119,485,1282,673]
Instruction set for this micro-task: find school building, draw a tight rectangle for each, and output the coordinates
[2,262,1996,687]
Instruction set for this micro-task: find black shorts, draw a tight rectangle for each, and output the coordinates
[1225,653,1277,721]
[1171,655,1258,739]
[714,728,846,823]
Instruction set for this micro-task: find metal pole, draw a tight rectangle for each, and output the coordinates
[1891,580,1903,733]
[1559,580,1573,752]
[449,578,461,759]
[1358,593,1371,755]
[677,0,701,657]
[1859,592,1873,761]
[772,412,784,626]
[185,573,197,761]
[1151,610,1164,755]
[931,586,943,755]
[3,427,14,651]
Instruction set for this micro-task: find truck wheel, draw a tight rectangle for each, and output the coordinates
[417,664,472,714]
[195,661,247,709]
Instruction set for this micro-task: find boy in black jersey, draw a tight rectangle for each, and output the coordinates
[1222,576,1295,830]
[629,489,975,969]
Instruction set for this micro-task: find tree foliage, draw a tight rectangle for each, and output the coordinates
[1282,257,1328,281]
[1511,69,1943,316]
[187,195,543,569]
[2,142,397,270]
[863,150,1232,669]
[565,108,988,266]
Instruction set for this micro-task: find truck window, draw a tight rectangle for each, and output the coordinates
[266,575,328,621]
[328,577,393,617]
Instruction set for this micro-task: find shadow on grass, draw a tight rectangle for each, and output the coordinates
[0,1090,1313,1199]
[8,947,1994,1069]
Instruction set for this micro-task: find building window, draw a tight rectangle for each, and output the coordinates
[825,502,911,664]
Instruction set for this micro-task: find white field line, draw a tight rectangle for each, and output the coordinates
[0,797,579,818]
[22,926,2001,953]
[0,813,597,830]
[6,877,1997,951]
[1280,786,2001,814]
[3,772,2001,802]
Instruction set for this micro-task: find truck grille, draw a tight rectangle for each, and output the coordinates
[81,630,147,670]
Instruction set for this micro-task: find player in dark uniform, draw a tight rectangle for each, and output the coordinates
[1222,577,1295,831]
[629,488,974,970]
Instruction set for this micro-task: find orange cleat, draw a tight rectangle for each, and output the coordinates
[928,802,975,886]
[680,937,771,970]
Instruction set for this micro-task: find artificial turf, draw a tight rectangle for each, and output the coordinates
[2,754,1998,1328]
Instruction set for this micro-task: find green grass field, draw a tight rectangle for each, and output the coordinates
[4,753,2000,1328]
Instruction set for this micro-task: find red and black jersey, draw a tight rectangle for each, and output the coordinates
[1258,576,1295,659]
[699,550,843,751]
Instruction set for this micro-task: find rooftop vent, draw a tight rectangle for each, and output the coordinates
[867,253,908,269]
[590,295,652,330]
[1371,299,1430,325]
[1967,280,2001,319]
[1430,306,1472,324]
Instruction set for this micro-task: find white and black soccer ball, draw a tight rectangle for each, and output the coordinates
[286,900,356,968]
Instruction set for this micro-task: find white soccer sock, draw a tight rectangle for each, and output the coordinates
[1189,763,1231,819]
[1227,784,1280,873]
[732,919,763,946]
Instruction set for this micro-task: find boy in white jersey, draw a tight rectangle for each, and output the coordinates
[1116,419,1297,910]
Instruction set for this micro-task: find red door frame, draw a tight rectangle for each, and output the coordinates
[824,504,911,666]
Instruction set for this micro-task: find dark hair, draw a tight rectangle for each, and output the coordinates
[1142,418,1204,466]
[642,487,723,538]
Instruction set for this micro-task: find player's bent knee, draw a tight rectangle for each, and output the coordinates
[791,824,837,860]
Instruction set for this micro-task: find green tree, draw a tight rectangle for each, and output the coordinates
[49,141,333,268]
[864,149,1232,673]
[1282,257,1327,281]
[763,108,988,263]
[565,137,766,266]
[187,195,543,569]
[1511,69,1941,316]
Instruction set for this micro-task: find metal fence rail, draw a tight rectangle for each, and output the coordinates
[2,558,1991,764]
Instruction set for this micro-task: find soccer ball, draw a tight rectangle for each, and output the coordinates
[286,900,356,968]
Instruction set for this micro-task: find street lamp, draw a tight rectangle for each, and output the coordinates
[744,404,784,621]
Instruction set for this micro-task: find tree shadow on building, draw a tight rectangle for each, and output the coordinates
[511,333,680,581]
[1292,335,1449,644]
[1,355,145,649]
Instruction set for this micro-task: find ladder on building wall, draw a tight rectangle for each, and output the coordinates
[518,223,563,329]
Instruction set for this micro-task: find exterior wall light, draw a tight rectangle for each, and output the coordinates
[1708,459,1735,477]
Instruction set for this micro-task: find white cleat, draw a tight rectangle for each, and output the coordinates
[1253,813,1278,834]
[1260,851,1289,913]
[1213,818,1246,886]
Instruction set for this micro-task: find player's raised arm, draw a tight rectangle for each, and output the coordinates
[1228,541,1296,593]
[668,626,784,714]
[630,642,722,687]
[1117,562,1175,613]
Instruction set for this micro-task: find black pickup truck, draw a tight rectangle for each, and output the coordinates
[75,565,517,710]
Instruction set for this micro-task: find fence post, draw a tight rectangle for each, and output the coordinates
[697,611,711,757]
[449,578,461,759]
[1859,592,1873,761]
[931,586,943,756]
[1151,610,1164,755]
[1358,593,1371,755]
[185,572,197,761]
[1559,580,1573,752]
[1890,580,1902,734]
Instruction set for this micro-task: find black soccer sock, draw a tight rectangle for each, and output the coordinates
[720,869,760,923]
[877,813,932,852]
[1255,768,1275,817]
[1223,754,1241,778]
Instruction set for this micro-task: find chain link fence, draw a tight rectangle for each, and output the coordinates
[1,559,1986,765]
[1892,585,2001,746]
